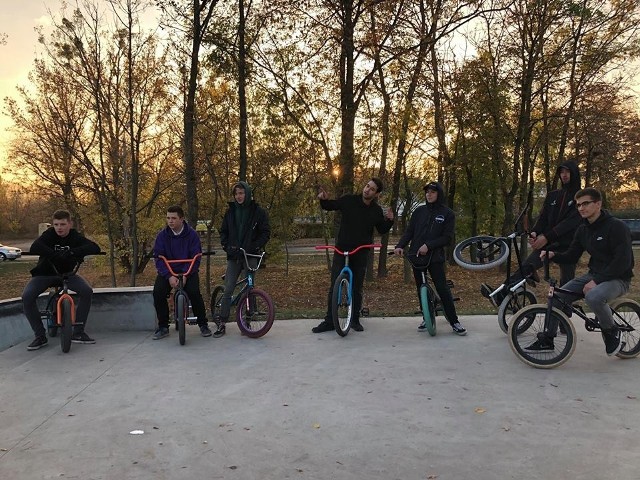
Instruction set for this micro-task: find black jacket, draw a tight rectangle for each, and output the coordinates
[531,160,582,249]
[320,194,393,251]
[29,227,101,276]
[220,201,270,261]
[553,210,634,283]
[395,182,454,264]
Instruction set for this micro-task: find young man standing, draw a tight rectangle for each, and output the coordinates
[22,210,101,350]
[394,181,466,335]
[533,188,634,356]
[312,178,394,333]
[152,205,211,339]
[214,181,270,338]
[481,160,582,306]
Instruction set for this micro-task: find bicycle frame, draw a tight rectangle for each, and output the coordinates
[222,248,267,305]
[542,277,635,336]
[487,204,532,298]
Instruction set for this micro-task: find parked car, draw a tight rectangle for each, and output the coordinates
[620,219,640,244]
[0,243,22,261]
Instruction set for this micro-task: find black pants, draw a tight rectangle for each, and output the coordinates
[324,250,368,323]
[153,274,208,329]
[412,261,458,325]
[510,249,576,287]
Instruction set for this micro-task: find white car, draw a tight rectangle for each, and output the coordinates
[0,243,22,261]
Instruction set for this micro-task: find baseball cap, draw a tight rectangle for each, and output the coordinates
[423,182,438,192]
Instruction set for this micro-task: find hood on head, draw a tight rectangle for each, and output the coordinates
[232,181,253,205]
[555,160,581,191]
[423,181,445,205]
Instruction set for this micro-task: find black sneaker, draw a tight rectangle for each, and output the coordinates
[71,332,96,344]
[153,327,169,340]
[417,321,427,332]
[312,320,333,333]
[524,338,555,352]
[351,321,364,332]
[480,283,498,308]
[451,322,467,336]
[602,328,623,356]
[200,325,212,337]
[213,323,226,338]
[27,336,48,351]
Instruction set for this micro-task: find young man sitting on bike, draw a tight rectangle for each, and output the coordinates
[535,188,634,356]
[312,178,394,333]
[214,181,271,338]
[394,181,466,335]
[152,205,211,339]
[22,209,101,350]
[481,160,582,307]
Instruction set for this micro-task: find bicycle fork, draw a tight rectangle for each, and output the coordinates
[336,263,354,307]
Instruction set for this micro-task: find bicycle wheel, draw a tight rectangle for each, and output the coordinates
[210,285,224,320]
[497,289,537,334]
[419,284,436,336]
[175,293,187,345]
[508,305,576,368]
[332,273,352,336]
[60,297,73,353]
[610,298,640,359]
[453,236,509,271]
[236,288,275,338]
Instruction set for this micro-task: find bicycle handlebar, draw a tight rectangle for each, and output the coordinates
[23,251,106,277]
[315,244,382,256]
[155,251,215,278]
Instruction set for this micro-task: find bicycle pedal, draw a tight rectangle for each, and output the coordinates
[360,308,370,317]
[446,280,455,288]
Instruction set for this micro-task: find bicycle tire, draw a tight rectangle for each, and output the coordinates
[236,288,275,338]
[419,284,436,336]
[332,273,352,336]
[60,297,73,353]
[497,289,537,334]
[210,285,224,320]
[508,304,576,369]
[453,236,510,271]
[176,293,187,345]
[610,298,640,359]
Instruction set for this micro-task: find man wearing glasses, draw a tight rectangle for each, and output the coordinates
[536,188,635,356]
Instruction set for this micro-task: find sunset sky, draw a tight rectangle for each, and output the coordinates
[0,1,56,179]
[1,1,639,181]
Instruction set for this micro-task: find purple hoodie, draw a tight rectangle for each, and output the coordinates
[153,222,202,278]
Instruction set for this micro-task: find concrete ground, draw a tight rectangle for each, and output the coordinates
[0,315,638,480]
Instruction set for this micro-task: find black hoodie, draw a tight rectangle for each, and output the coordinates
[552,209,634,283]
[531,160,582,249]
[220,181,271,260]
[395,181,454,264]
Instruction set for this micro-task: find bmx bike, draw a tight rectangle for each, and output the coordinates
[31,252,105,353]
[155,252,215,345]
[210,248,275,338]
[453,205,538,333]
[507,264,640,368]
[315,243,380,336]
